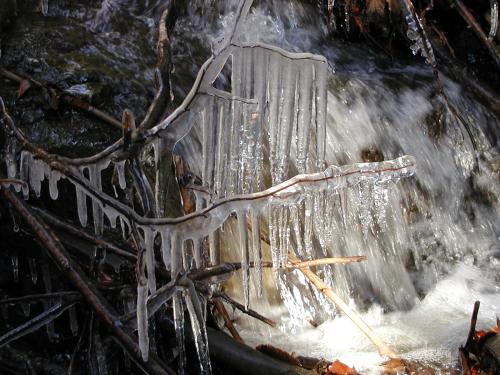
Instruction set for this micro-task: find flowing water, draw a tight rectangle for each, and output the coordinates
[169,0,499,372]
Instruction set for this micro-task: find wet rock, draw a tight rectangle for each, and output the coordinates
[0,0,158,156]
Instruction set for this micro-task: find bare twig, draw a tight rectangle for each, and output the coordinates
[0,68,122,129]
[214,291,277,328]
[214,299,244,343]
[137,6,174,131]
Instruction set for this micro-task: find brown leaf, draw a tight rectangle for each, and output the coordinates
[17,79,31,98]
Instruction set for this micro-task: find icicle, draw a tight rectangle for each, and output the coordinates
[143,227,157,294]
[28,257,37,285]
[314,60,327,171]
[358,182,373,240]
[114,160,127,189]
[252,46,267,192]
[105,206,119,228]
[489,0,498,41]
[268,54,282,185]
[88,165,104,236]
[214,100,227,198]
[171,234,182,280]
[29,159,46,198]
[250,208,263,296]
[276,61,297,183]
[137,283,149,362]
[119,216,129,240]
[75,186,88,227]
[5,152,17,179]
[192,238,203,269]
[304,196,314,259]
[278,207,290,267]
[173,291,186,375]
[185,292,211,374]
[48,170,62,200]
[69,306,78,336]
[290,205,303,258]
[160,230,171,270]
[268,205,280,273]
[296,63,313,174]
[208,231,220,266]
[373,183,389,231]
[237,209,250,310]
[40,0,48,15]
[21,303,30,317]
[11,255,19,283]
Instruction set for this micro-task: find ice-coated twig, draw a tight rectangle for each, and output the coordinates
[489,0,499,41]
[453,0,500,69]
[0,301,77,349]
[400,0,436,67]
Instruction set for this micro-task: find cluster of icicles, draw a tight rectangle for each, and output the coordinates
[3,1,418,373]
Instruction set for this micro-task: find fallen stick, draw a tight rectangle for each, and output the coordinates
[214,291,277,328]
[288,252,399,359]
[213,299,244,343]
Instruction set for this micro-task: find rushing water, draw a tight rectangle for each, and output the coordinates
[168,0,499,372]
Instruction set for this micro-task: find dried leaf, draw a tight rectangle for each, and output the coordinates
[17,79,31,98]
[327,360,358,375]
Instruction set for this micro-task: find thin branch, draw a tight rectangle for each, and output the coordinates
[0,301,78,349]
[213,299,244,343]
[137,6,174,132]
[214,291,277,328]
[0,68,122,129]
[32,206,137,261]
[0,292,80,305]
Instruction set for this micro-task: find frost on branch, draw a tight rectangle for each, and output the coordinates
[2,0,418,372]
[401,0,436,67]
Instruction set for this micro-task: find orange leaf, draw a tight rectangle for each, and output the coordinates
[327,360,358,375]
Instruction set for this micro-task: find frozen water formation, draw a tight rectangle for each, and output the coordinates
[4,0,417,373]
